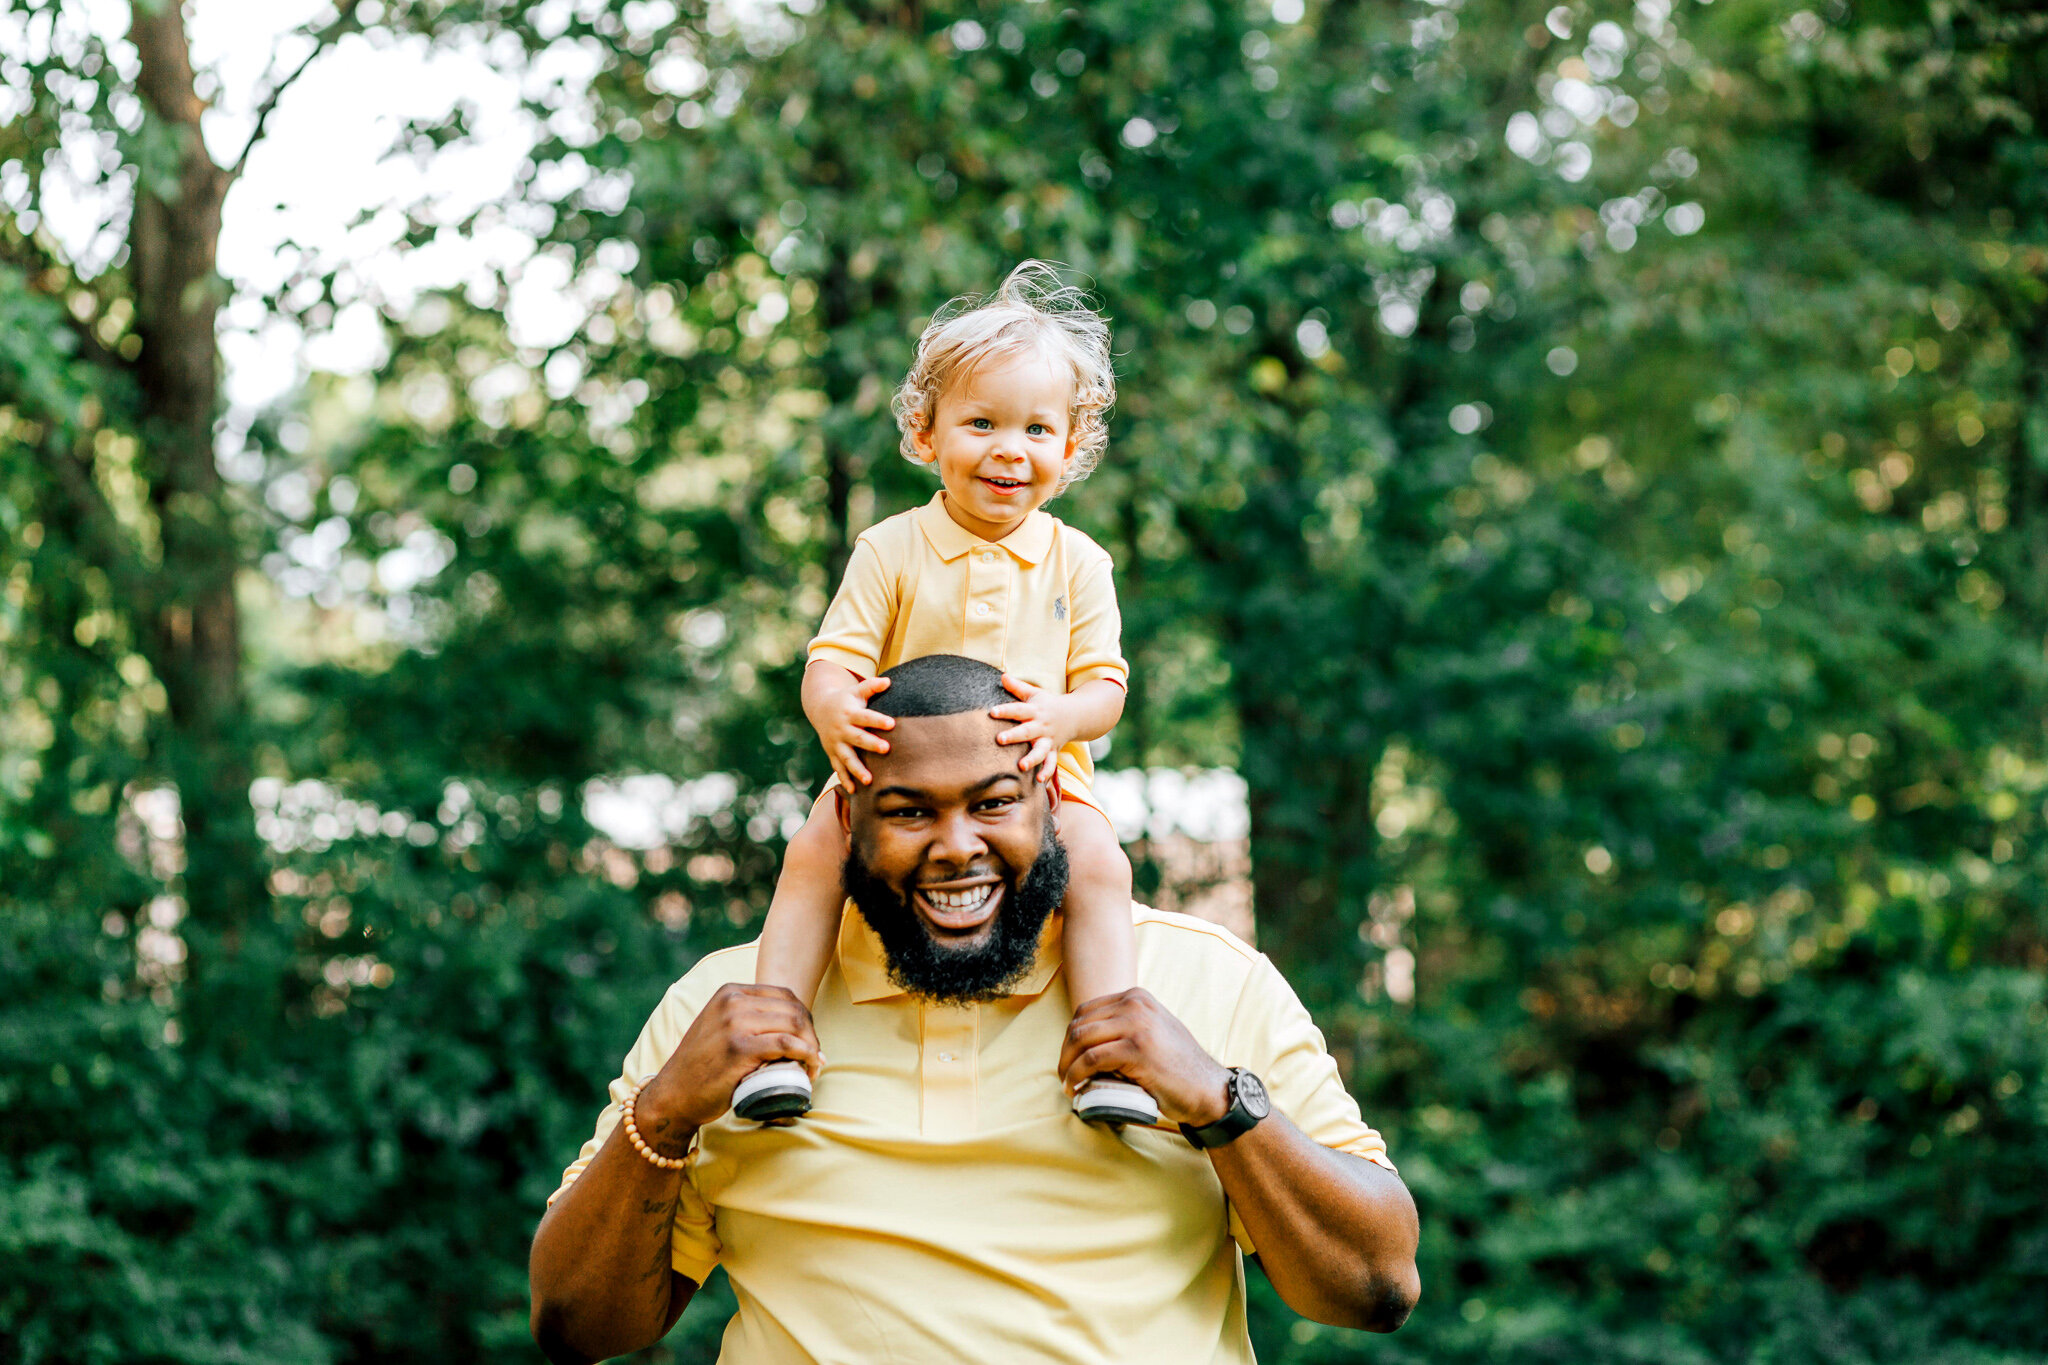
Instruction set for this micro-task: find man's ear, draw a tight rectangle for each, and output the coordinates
[835,785,853,843]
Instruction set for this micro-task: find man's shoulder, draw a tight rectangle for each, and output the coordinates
[1133,904,1262,959]
[665,941,761,1013]
[1128,907,1320,1061]
[1131,905,1276,1007]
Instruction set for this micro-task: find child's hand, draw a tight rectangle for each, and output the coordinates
[815,674,894,787]
[991,674,1071,784]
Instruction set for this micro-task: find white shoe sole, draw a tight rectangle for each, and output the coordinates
[731,1060,812,1121]
[1073,1077,1161,1126]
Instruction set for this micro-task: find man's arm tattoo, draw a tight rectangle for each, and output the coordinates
[638,1231,673,1285]
[637,1182,678,1286]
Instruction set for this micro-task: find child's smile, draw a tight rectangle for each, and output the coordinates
[913,347,1079,543]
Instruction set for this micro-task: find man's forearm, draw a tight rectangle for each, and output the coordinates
[529,1122,700,1364]
[532,983,822,1363]
[1207,1113,1420,1331]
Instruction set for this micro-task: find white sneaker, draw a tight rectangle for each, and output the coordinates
[1072,1076,1161,1126]
[731,1060,813,1121]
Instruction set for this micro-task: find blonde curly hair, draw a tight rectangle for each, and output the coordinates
[891,261,1116,491]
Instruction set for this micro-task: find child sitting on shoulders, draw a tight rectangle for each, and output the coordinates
[732,261,1155,1127]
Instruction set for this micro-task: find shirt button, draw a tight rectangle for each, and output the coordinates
[938,1052,955,1062]
[980,550,996,562]
[973,602,992,617]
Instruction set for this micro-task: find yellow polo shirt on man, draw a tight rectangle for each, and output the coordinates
[806,492,1127,795]
[550,905,1394,1364]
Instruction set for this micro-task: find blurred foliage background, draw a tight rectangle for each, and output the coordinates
[5,0,2048,1360]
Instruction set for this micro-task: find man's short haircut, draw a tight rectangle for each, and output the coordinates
[871,655,1011,720]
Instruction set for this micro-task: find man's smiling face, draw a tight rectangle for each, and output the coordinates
[840,709,1067,1000]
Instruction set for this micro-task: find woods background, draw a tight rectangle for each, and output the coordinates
[4,0,2047,1360]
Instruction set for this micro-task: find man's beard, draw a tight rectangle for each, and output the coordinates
[844,825,1069,1004]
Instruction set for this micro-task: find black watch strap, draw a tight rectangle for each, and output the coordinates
[1179,1068,1271,1149]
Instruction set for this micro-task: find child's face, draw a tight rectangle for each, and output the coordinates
[913,347,1079,542]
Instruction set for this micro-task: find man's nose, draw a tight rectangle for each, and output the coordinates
[926,808,987,868]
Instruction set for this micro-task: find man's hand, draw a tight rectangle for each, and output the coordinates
[1057,988,1234,1127]
[634,984,822,1146]
[800,667,894,788]
[990,673,1075,783]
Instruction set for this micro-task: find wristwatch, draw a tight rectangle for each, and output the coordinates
[1179,1068,1271,1148]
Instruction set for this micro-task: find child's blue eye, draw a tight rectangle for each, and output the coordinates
[1028,424,1049,435]
[971,418,993,429]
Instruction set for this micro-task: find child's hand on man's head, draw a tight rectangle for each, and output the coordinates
[991,673,1069,783]
[817,674,894,787]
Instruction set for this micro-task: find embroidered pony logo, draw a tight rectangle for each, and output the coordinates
[1053,595,1067,621]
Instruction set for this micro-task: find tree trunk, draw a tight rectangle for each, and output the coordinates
[1184,417,1382,1008]
[2011,310,2048,628]
[1212,294,1445,1007]
[1229,629,1382,1008]
[815,241,892,585]
[129,1,266,1042]
[818,244,857,586]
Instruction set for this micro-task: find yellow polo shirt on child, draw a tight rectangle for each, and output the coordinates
[551,904,1395,1365]
[806,492,1128,794]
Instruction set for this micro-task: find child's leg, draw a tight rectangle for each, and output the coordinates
[753,791,847,1007]
[1057,801,1155,1124]
[1057,800,1136,1009]
[735,791,843,1122]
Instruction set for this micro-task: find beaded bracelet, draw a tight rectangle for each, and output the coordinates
[621,1080,689,1171]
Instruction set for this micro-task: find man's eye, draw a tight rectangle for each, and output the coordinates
[884,806,929,821]
[975,796,1018,814]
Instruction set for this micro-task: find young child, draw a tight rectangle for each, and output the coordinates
[730,261,1155,1127]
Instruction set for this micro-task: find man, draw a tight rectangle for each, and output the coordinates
[529,655,1420,1363]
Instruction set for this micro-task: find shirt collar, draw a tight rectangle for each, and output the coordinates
[836,901,1063,1003]
[914,491,1056,567]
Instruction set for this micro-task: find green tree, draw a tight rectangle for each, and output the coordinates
[5,0,2046,1361]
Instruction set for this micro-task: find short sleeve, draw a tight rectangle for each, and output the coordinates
[807,534,897,679]
[1063,533,1128,691]
[1220,956,1396,1253]
[546,977,724,1285]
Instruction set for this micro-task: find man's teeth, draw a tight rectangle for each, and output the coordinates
[924,885,995,911]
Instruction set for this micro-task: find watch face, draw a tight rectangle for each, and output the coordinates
[1235,1071,1271,1120]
